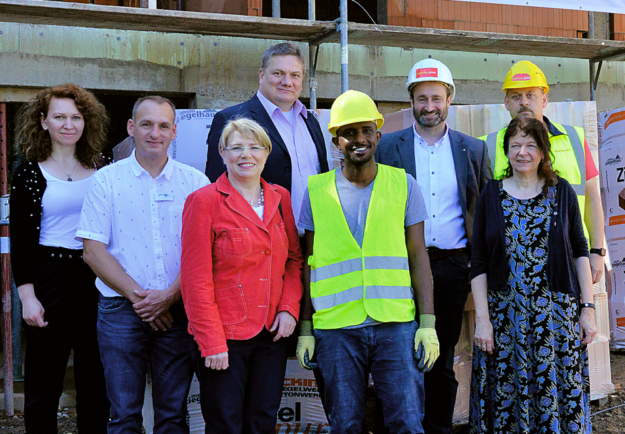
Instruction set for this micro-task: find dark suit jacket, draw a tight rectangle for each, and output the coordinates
[205,94,329,191]
[375,126,492,248]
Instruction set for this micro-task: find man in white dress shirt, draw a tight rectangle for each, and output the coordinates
[77,96,209,434]
[375,59,492,434]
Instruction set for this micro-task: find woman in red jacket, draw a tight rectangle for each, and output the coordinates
[181,117,303,434]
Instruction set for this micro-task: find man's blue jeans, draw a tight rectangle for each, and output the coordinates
[314,320,425,434]
[97,296,193,434]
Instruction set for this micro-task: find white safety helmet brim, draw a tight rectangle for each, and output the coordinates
[406,58,456,102]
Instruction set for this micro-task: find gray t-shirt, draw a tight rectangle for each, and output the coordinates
[299,167,428,246]
[299,167,428,328]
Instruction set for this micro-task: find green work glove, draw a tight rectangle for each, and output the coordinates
[414,314,440,372]
[296,320,318,370]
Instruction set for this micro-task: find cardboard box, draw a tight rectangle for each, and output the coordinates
[588,339,615,400]
[607,257,625,350]
[599,143,625,242]
[595,291,610,342]
[277,359,330,433]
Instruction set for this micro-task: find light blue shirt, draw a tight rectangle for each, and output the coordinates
[413,124,467,249]
[257,90,320,235]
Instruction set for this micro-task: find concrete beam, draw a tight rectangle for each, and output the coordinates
[0,53,184,94]
[0,88,41,103]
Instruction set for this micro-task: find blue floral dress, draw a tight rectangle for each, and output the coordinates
[469,185,591,434]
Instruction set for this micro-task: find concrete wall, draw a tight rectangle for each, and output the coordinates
[1,22,625,113]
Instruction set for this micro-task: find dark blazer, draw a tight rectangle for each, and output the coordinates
[205,94,329,191]
[375,126,492,248]
[470,178,588,300]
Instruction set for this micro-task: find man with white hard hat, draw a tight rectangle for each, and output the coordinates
[482,60,605,283]
[376,58,492,434]
[296,90,439,433]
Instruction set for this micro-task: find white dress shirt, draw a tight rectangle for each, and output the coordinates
[76,151,209,297]
[257,90,320,235]
[413,124,467,249]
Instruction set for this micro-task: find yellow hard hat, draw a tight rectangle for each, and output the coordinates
[328,90,384,137]
[502,61,549,94]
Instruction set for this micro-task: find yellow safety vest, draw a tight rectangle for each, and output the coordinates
[308,165,415,330]
[481,121,588,237]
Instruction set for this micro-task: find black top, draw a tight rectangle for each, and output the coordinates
[10,161,48,287]
[470,177,588,299]
[10,157,110,287]
[204,94,329,191]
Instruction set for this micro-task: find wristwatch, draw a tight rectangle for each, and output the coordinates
[590,248,606,256]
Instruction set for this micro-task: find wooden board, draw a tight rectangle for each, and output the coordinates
[346,23,625,61]
[1,0,625,61]
[0,0,336,41]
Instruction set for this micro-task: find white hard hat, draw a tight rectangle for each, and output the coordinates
[406,58,455,102]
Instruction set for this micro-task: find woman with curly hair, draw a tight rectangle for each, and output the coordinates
[10,84,111,433]
[469,117,596,433]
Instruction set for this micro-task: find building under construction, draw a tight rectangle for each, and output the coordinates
[1,0,625,429]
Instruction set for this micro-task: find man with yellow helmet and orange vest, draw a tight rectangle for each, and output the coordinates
[482,61,605,283]
[295,90,439,433]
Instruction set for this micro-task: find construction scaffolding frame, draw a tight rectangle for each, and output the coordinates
[1,0,625,414]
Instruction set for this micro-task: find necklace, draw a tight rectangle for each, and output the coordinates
[50,156,79,182]
[248,186,264,207]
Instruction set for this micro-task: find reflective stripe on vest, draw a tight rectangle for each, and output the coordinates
[310,256,409,283]
[312,284,413,311]
[308,165,415,329]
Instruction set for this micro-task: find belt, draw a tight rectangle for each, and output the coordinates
[38,245,84,261]
[426,247,465,261]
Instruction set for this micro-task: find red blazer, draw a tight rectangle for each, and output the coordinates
[181,174,303,357]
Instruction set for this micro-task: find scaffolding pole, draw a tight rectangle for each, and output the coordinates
[272,0,280,18]
[308,0,317,109]
[339,0,348,93]
[0,102,13,416]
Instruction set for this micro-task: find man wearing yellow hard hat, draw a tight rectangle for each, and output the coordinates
[296,90,439,433]
[482,60,605,283]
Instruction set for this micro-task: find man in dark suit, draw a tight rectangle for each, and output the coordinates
[205,42,329,232]
[376,58,492,434]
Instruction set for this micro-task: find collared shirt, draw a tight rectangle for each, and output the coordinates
[76,151,209,297]
[413,124,467,249]
[257,90,320,235]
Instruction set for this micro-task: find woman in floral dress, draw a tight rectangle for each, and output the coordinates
[469,117,597,433]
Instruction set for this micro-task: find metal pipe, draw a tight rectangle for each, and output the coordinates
[590,61,596,101]
[340,0,348,93]
[12,276,22,381]
[309,45,318,109]
[272,0,280,18]
[308,0,317,109]
[0,102,13,416]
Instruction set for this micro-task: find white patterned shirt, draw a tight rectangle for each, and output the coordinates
[76,151,209,297]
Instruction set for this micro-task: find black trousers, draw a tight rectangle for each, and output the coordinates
[192,328,288,434]
[23,247,109,434]
[422,250,471,434]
